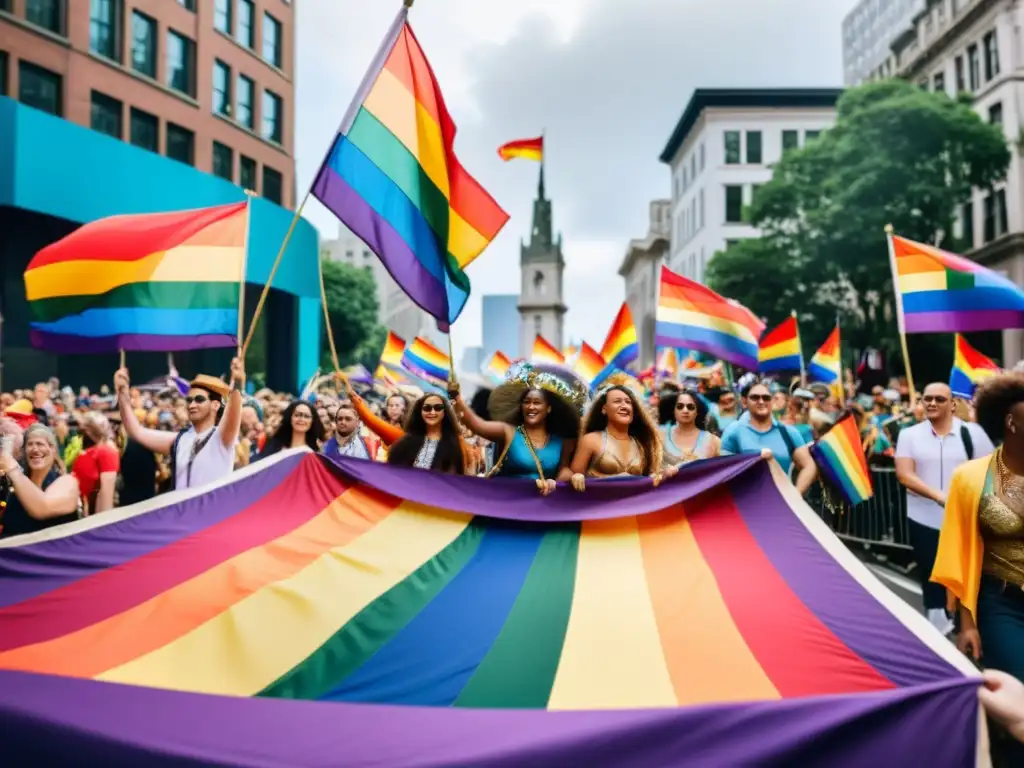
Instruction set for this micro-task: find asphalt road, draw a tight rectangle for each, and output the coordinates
[866,563,924,614]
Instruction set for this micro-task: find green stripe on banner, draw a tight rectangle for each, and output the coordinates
[258,521,485,700]
[29,282,239,324]
[454,523,580,708]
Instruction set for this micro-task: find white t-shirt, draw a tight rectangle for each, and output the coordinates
[895,417,994,530]
[174,424,236,490]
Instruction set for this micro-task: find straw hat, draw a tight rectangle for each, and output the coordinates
[190,375,231,399]
[3,399,37,429]
[488,362,589,423]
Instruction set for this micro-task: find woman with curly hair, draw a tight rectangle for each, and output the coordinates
[659,389,721,466]
[257,400,324,459]
[387,393,466,474]
[569,379,675,491]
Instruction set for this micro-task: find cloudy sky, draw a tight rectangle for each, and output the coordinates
[294,0,858,359]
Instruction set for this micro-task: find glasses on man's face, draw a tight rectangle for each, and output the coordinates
[922,395,949,404]
[676,402,697,412]
[422,403,445,414]
[748,394,772,403]
[185,395,209,405]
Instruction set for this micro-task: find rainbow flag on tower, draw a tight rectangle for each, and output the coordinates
[498,136,544,162]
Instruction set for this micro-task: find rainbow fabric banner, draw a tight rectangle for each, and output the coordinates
[485,350,512,382]
[808,325,841,385]
[655,266,765,370]
[574,342,607,387]
[891,233,1024,333]
[311,8,509,331]
[949,334,1000,399]
[532,335,565,365]
[498,136,544,162]
[758,315,802,373]
[0,453,981,765]
[24,202,247,354]
[810,413,874,507]
[401,336,449,381]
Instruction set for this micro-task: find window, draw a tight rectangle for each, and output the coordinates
[967,44,980,90]
[984,31,1000,81]
[724,131,740,164]
[724,185,743,223]
[90,91,122,138]
[997,189,1008,239]
[166,123,194,165]
[26,0,63,35]
[961,201,974,250]
[954,55,965,92]
[690,152,696,179]
[746,131,762,164]
[129,108,158,152]
[782,129,799,152]
[236,74,254,129]
[130,11,157,78]
[176,0,196,10]
[989,102,1003,126]
[682,165,688,191]
[90,0,120,61]
[751,184,763,206]
[212,141,233,180]
[18,61,62,116]
[237,0,255,48]
[698,188,704,229]
[166,30,195,97]
[699,143,705,171]
[805,129,821,142]
[263,12,282,68]
[933,71,945,94]
[240,155,257,192]
[262,90,283,143]
[213,60,231,116]
[533,315,542,337]
[214,0,231,34]
[0,52,6,97]
[984,190,1009,242]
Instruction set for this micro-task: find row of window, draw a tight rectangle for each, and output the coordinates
[213,59,282,143]
[5,0,65,36]
[924,28,999,95]
[958,190,1009,252]
[675,143,706,198]
[674,189,705,249]
[214,0,284,70]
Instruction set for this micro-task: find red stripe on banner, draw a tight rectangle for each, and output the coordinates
[0,454,346,652]
[686,488,894,697]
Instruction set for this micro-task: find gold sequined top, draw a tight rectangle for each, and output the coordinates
[979,492,1024,588]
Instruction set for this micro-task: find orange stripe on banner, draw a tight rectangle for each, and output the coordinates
[0,486,399,678]
[637,504,780,705]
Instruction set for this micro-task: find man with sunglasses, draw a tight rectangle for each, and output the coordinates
[114,358,245,491]
[895,381,994,634]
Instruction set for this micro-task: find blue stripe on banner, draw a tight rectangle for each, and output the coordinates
[655,322,759,369]
[759,355,803,373]
[319,523,544,706]
[807,363,839,383]
[903,286,1024,314]
[30,308,238,338]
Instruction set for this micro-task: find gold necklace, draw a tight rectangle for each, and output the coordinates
[996,449,1024,509]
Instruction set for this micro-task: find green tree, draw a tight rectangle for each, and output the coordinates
[706,80,1009,380]
[320,258,387,371]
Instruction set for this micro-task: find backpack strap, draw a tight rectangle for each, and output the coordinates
[960,424,974,461]
[168,428,188,490]
[777,421,797,460]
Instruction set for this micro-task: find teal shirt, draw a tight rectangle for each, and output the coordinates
[720,419,806,474]
[497,430,564,480]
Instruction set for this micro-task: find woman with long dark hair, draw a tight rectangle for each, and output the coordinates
[257,400,323,459]
[387,394,466,474]
[569,376,674,491]
[659,390,720,466]
[453,363,585,494]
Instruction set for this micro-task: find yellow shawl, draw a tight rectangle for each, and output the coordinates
[932,455,993,620]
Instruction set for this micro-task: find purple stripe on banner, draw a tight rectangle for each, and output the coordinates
[0,670,979,767]
[0,454,303,609]
[30,330,237,354]
[326,453,763,522]
[903,309,1024,334]
[732,465,962,686]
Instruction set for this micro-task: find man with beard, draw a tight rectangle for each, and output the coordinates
[323,404,379,461]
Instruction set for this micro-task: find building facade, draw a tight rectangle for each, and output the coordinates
[0,0,295,208]
[482,294,520,363]
[618,200,671,368]
[659,89,842,285]
[517,168,567,357]
[843,0,925,85]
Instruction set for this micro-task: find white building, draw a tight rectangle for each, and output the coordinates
[872,0,1024,364]
[659,89,842,285]
[843,0,926,85]
[618,200,671,368]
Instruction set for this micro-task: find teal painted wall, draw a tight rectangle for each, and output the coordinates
[0,98,322,391]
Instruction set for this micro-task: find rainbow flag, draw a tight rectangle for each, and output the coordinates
[810,413,874,507]
[498,136,544,162]
[24,202,247,353]
[656,347,679,379]
[574,342,607,387]
[532,335,565,365]
[758,315,802,374]
[655,266,765,370]
[890,233,1024,333]
[0,453,980,765]
[599,303,639,371]
[373,364,398,387]
[379,331,407,370]
[563,344,579,365]
[311,8,509,331]
[808,326,841,385]
[401,336,449,381]
[485,350,512,382]
[949,334,1000,399]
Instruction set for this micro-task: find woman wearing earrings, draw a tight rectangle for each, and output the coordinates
[659,389,721,466]
[386,393,466,474]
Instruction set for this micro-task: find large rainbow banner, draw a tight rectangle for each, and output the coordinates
[0,453,983,765]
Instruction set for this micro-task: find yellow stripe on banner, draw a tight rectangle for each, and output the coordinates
[364,67,450,199]
[99,498,471,696]
[547,517,676,710]
[898,271,947,294]
[449,208,489,268]
[25,245,245,300]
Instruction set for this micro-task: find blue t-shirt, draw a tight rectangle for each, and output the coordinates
[720,419,806,474]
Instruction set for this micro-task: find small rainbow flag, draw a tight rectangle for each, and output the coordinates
[890,233,1024,333]
[600,303,639,371]
[810,413,873,506]
[373,364,398,387]
[497,136,544,162]
[655,266,765,370]
[311,8,509,331]
[656,347,679,379]
[379,331,407,370]
[401,336,450,381]
[574,342,607,387]
[532,335,565,365]
[25,202,248,353]
[563,344,579,365]
[808,326,841,385]
[758,315,803,374]
[949,334,1000,399]
[485,351,512,382]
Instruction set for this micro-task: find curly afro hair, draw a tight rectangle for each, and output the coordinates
[973,372,1024,444]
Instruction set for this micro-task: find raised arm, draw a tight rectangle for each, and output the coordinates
[1,455,79,520]
[115,368,175,455]
[218,357,245,449]
[339,376,403,447]
[452,394,512,444]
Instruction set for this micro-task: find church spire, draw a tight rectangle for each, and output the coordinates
[538,160,545,201]
[529,162,553,250]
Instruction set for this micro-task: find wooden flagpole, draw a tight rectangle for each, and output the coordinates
[237,190,255,357]
[885,224,918,403]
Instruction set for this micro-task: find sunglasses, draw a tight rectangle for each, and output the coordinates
[675,402,697,411]
[185,395,209,405]
[922,395,949,404]
[748,394,772,403]
[421,403,445,414]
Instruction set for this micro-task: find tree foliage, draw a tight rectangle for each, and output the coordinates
[320,258,388,371]
[705,80,1010,380]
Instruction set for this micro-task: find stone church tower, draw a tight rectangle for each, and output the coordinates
[518,166,566,358]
